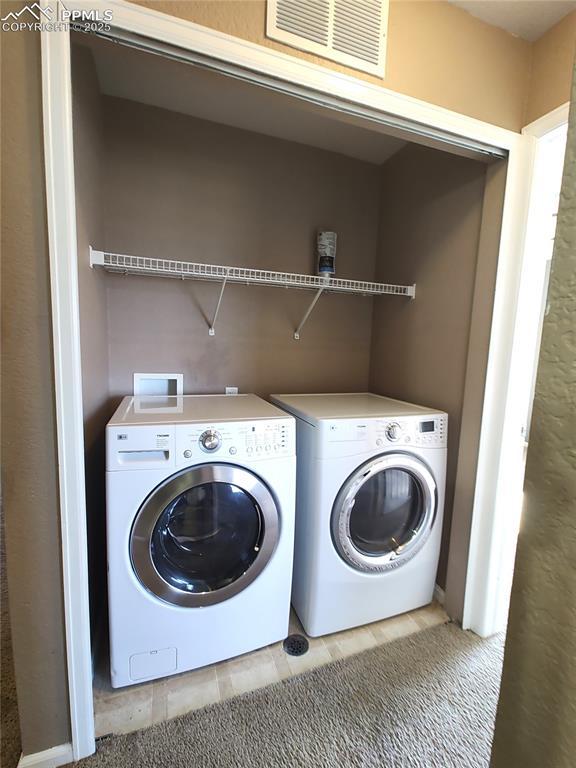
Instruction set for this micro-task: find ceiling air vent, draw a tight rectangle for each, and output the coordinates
[266,0,389,77]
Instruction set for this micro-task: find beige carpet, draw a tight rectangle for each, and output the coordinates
[77,623,503,768]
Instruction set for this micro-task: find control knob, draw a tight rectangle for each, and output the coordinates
[199,429,222,452]
[386,422,401,441]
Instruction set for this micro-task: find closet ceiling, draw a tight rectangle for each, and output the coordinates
[79,36,406,165]
[449,0,575,42]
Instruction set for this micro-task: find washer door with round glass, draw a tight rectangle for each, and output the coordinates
[331,454,437,573]
[130,464,279,607]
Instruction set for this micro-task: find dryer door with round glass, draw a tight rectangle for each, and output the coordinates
[130,464,279,607]
[331,454,437,572]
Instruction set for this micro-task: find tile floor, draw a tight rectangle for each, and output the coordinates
[93,601,449,738]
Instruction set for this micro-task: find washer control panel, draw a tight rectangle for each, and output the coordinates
[176,418,294,465]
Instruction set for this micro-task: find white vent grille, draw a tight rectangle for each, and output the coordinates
[276,0,330,46]
[267,0,388,76]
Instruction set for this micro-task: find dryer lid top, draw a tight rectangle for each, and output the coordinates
[269,393,445,425]
[108,394,291,427]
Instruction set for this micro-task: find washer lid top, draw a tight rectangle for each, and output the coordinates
[270,393,444,426]
[109,393,290,427]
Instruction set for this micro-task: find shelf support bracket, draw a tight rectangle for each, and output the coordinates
[294,287,324,340]
[209,274,228,336]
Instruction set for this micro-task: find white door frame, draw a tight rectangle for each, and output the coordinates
[41,0,534,760]
[462,102,570,637]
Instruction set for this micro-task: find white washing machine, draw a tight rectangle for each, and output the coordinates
[270,393,447,637]
[106,394,295,687]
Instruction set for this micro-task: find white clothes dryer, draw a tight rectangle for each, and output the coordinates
[106,394,295,687]
[270,393,447,637]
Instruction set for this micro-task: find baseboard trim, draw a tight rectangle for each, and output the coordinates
[433,584,446,605]
[18,744,74,768]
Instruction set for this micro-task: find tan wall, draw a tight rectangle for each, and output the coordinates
[369,143,488,588]
[525,11,576,126]
[72,46,111,634]
[490,67,576,768]
[73,46,109,450]
[101,96,380,397]
[444,159,507,618]
[2,0,574,758]
[130,0,532,131]
[0,20,71,756]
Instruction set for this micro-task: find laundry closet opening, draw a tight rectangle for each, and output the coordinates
[70,29,507,720]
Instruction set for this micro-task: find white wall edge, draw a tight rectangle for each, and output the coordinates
[433,585,446,605]
[523,102,570,138]
[41,0,95,760]
[463,103,570,638]
[462,134,534,637]
[18,744,74,768]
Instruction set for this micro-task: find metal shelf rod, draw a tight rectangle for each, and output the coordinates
[209,274,228,336]
[294,287,325,340]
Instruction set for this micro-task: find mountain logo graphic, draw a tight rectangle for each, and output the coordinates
[1,3,53,21]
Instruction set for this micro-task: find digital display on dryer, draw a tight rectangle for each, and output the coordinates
[419,421,435,433]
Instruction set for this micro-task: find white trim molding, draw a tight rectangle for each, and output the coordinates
[40,0,536,755]
[523,102,570,138]
[462,103,570,637]
[18,744,74,768]
[41,1,95,760]
[461,136,534,637]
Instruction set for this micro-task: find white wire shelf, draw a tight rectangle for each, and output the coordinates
[90,249,415,297]
[90,248,416,339]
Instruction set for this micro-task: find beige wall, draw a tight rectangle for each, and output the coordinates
[131,0,532,131]
[131,1,576,129]
[525,11,576,126]
[101,95,380,397]
[490,67,576,768]
[0,20,71,756]
[369,143,489,588]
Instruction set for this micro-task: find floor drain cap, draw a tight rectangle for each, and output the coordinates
[283,633,309,656]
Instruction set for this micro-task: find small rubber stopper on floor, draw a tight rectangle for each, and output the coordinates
[283,634,309,656]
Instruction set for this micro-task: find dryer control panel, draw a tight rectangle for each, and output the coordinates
[175,418,295,465]
[375,415,447,448]
[318,413,447,458]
